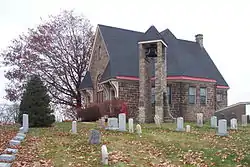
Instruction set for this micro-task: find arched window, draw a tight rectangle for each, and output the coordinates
[97,74,104,103]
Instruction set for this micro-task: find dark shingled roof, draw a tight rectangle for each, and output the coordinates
[138,25,167,45]
[81,24,228,88]
[79,71,93,89]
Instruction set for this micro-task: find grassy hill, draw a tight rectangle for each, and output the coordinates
[2,122,250,167]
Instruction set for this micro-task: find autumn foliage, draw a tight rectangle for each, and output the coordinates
[1,10,94,113]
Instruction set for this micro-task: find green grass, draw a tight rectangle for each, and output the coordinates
[21,122,250,167]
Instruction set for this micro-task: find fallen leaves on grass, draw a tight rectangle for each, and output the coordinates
[0,125,18,153]
[12,136,54,167]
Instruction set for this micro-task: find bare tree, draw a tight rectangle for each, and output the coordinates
[0,103,19,123]
[1,10,94,113]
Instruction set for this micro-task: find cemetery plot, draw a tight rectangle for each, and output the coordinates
[9,122,250,166]
[0,125,18,153]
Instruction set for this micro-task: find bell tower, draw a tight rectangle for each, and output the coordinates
[138,25,168,123]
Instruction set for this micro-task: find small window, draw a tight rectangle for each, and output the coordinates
[200,88,207,104]
[217,94,222,102]
[167,86,172,104]
[151,87,155,103]
[98,46,101,60]
[188,87,196,104]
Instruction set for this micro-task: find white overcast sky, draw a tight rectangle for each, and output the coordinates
[0,0,250,110]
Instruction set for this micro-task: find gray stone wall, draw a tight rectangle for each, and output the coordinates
[89,27,110,102]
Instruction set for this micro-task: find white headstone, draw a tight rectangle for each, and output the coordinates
[107,118,119,130]
[230,118,237,130]
[242,115,247,126]
[118,113,126,131]
[23,114,29,133]
[128,118,134,133]
[210,116,217,128]
[176,117,185,131]
[136,124,142,137]
[154,115,161,128]
[217,119,228,136]
[101,145,108,165]
[186,125,191,132]
[197,113,203,127]
[72,121,77,134]
[101,117,106,128]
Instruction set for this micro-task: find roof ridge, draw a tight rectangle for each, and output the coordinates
[98,24,143,34]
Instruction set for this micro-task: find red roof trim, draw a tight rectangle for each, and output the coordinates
[116,76,229,89]
[216,85,230,89]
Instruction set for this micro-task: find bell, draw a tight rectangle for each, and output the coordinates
[145,47,157,57]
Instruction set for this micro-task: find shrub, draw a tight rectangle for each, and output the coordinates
[78,99,125,121]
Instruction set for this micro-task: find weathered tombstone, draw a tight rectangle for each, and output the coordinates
[196,113,203,127]
[16,133,26,138]
[128,118,134,133]
[22,114,29,133]
[106,118,119,130]
[4,148,18,154]
[88,129,101,144]
[242,115,247,126]
[217,119,228,136]
[13,135,25,141]
[72,121,77,134]
[118,113,126,131]
[9,140,21,146]
[186,125,191,132]
[210,116,218,128]
[136,124,142,137]
[230,118,237,130]
[0,154,16,162]
[101,145,108,165]
[154,115,161,128]
[176,117,185,131]
[0,162,12,167]
[100,117,106,129]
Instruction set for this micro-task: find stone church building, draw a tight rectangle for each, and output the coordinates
[79,24,229,123]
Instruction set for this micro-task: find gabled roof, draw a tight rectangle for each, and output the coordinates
[138,25,167,46]
[79,71,93,89]
[81,24,229,88]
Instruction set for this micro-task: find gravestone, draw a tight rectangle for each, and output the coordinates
[154,115,161,128]
[230,118,237,130]
[118,113,126,131]
[0,154,15,162]
[9,140,21,146]
[186,125,191,132]
[0,162,12,167]
[22,114,29,133]
[106,118,119,130]
[101,145,108,165]
[176,117,185,131]
[217,113,225,123]
[242,115,247,126]
[136,124,142,137]
[210,116,217,128]
[128,118,134,133]
[72,121,77,134]
[16,133,26,138]
[217,119,228,136]
[13,135,25,141]
[100,117,106,129]
[197,113,203,127]
[4,148,18,154]
[88,129,101,144]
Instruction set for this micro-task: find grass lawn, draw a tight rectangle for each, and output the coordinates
[9,122,250,167]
